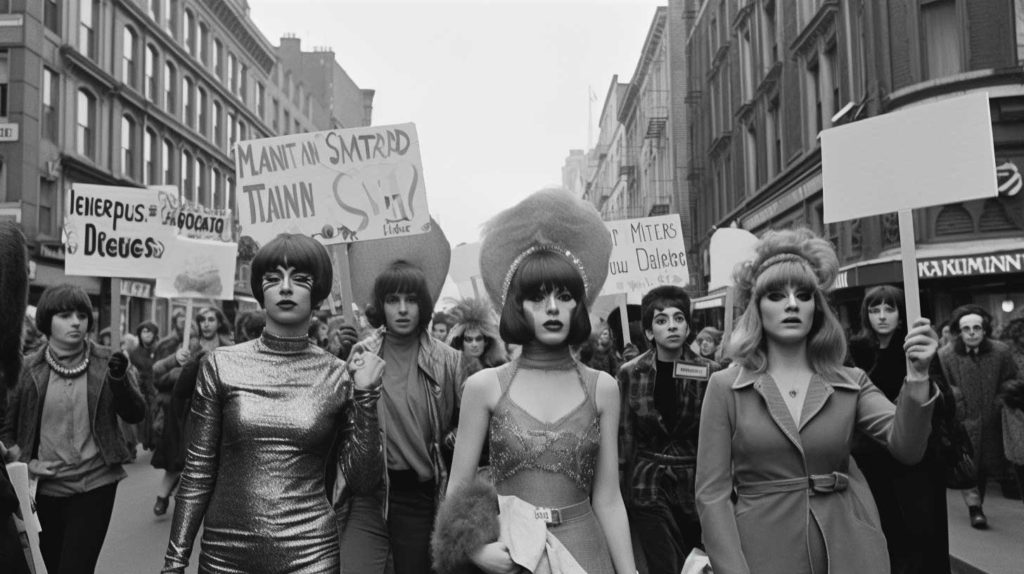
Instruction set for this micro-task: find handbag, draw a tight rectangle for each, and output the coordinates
[937,416,978,489]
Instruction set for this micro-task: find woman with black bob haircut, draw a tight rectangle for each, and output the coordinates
[434,189,636,574]
[3,283,144,574]
[163,233,385,574]
[363,261,435,334]
[499,249,592,346]
[847,285,954,573]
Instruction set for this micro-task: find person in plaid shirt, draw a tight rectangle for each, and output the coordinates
[617,285,722,574]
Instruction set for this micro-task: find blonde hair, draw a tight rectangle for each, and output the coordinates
[726,228,846,376]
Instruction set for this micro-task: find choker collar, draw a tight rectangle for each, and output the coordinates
[259,331,310,354]
[518,342,575,370]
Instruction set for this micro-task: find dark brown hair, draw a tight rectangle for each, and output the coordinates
[499,250,590,346]
[364,261,434,333]
[250,233,333,308]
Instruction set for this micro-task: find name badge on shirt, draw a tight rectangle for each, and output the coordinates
[534,508,554,522]
[673,361,710,381]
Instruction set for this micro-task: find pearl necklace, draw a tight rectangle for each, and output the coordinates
[45,347,90,378]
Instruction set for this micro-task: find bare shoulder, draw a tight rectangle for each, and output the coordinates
[462,367,503,408]
[594,371,620,411]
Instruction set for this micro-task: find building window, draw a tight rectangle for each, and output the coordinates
[238,120,247,143]
[183,76,194,127]
[164,61,176,114]
[122,27,137,87]
[196,157,207,206]
[199,22,209,65]
[825,44,839,126]
[0,51,8,118]
[762,0,777,72]
[39,178,57,236]
[42,67,59,142]
[162,139,174,184]
[213,38,223,78]
[740,26,754,102]
[76,89,96,159]
[1016,0,1024,64]
[44,0,60,35]
[271,98,279,132]
[227,53,237,94]
[145,128,157,185]
[148,0,160,23]
[212,167,223,210]
[257,82,265,118]
[121,115,137,178]
[213,101,222,146]
[228,112,236,147]
[166,0,177,36]
[198,87,207,135]
[239,63,248,102]
[146,45,158,100]
[767,99,781,177]
[807,58,822,140]
[184,9,195,55]
[283,109,290,135]
[745,124,758,194]
[181,149,193,201]
[78,0,97,59]
[921,0,963,79]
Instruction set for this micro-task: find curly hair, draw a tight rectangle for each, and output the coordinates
[726,228,846,376]
[446,297,508,368]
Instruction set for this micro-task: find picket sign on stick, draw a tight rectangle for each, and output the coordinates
[821,92,998,326]
[110,278,122,351]
[708,227,758,352]
[181,298,194,351]
[329,243,357,326]
[618,294,632,347]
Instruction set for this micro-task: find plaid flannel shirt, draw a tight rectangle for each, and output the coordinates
[617,347,721,507]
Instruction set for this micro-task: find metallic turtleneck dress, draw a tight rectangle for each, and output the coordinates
[162,332,382,573]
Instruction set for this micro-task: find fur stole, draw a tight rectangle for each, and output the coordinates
[431,475,500,574]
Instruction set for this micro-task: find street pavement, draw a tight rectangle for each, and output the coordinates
[95,448,1023,574]
[96,449,198,574]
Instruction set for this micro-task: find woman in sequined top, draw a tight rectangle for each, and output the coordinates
[441,189,636,574]
[161,234,385,574]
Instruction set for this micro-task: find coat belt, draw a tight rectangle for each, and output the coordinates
[736,471,850,496]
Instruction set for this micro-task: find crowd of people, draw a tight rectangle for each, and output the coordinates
[1,189,1023,573]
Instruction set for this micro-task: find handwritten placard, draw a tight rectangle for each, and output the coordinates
[154,237,238,300]
[64,184,177,278]
[150,185,232,242]
[603,214,689,297]
[234,122,431,247]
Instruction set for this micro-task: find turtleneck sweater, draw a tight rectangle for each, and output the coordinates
[381,332,433,481]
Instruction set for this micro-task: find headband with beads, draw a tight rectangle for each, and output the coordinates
[500,244,589,308]
[756,253,813,275]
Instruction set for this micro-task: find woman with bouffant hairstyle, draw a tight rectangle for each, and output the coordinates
[696,228,941,574]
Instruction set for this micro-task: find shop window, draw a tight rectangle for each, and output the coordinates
[978,199,1016,232]
[935,204,974,235]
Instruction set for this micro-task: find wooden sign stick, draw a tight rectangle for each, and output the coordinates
[898,210,921,326]
[110,278,121,351]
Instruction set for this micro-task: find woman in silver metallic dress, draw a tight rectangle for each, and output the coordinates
[436,189,636,574]
[161,234,385,574]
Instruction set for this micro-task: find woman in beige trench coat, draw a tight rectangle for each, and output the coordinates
[695,229,939,574]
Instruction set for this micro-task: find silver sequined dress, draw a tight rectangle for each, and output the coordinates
[488,360,615,573]
[162,333,381,574]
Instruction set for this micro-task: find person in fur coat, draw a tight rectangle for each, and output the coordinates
[936,304,1021,528]
[1000,316,1024,506]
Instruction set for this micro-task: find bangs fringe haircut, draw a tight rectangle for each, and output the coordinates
[640,286,694,345]
[365,261,434,332]
[856,285,906,342]
[250,233,333,307]
[726,227,845,377]
[499,250,590,346]
[36,283,94,337]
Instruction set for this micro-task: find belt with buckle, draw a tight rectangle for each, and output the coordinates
[736,471,850,496]
[531,499,591,526]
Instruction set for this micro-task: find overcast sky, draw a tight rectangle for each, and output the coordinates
[246,0,664,247]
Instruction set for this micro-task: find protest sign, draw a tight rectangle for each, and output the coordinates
[708,227,758,291]
[155,236,238,300]
[64,184,177,278]
[150,185,233,242]
[603,214,689,298]
[821,92,998,322]
[234,122,431,247]
[449,242,483,300]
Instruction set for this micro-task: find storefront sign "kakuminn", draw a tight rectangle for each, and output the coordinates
[917,250,1024,279]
